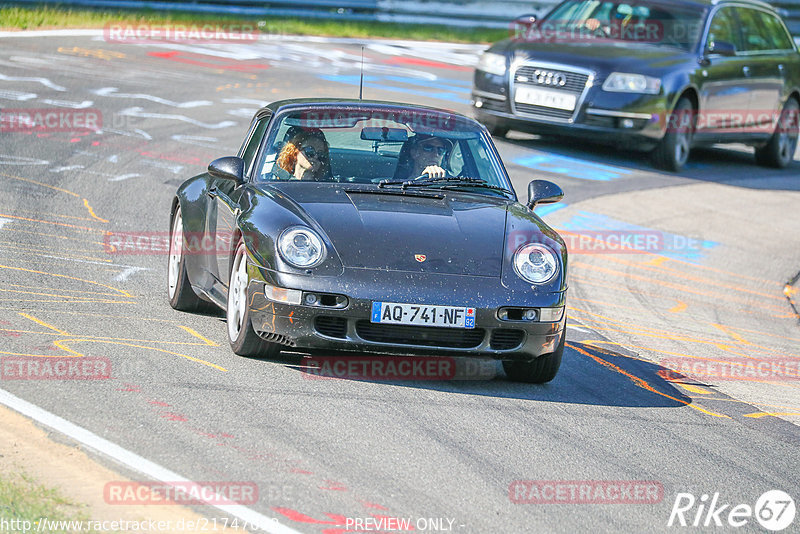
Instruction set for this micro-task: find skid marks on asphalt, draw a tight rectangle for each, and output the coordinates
[0,310,226,371]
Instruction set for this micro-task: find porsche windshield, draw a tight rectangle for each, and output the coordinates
[533,0,707,50]
[254,107,509,192]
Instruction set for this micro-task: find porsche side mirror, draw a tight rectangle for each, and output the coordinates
[706,40,736,57]
[208,156,245,184]
[527,180,564,210]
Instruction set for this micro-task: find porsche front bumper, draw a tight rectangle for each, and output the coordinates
[246,274,566,362]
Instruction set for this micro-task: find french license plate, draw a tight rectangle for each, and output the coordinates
[371,302,476,329]
[514,86,577,111]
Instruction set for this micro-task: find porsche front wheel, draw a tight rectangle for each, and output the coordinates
[227,239,279,358]
[502,329,565,384]
[168,206,209,312]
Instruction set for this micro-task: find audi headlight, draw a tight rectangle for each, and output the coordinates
[514,244,559,284]
[278,227,325,268]
[477,52,507,76]
[602,72,661,94]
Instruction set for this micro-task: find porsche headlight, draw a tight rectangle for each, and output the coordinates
[602,72,661,94]
[278,227,325,268]
[514,244,559,284]
[477,52,507,76]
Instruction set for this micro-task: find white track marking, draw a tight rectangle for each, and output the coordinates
[93,87,211,108]
[118,107,236,130]
[0,389,302,534]
[40,98,94,109]
[107,154,119,163]
[222,98,268,106]
[0,218,12,229]
[0,72,66,91]
[0,155,49,166]
[567,324,591,333]
[50,165,84,173]
[226,108,259,118]
[102,127,153,140]
[48,166,141,181]
[142,159,185,175]
[112,266,148,282]
[107,173,141,182]
[0,89,37,101]
[171,134,219,149]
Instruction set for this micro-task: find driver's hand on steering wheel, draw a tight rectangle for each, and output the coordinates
[422,165,446,178]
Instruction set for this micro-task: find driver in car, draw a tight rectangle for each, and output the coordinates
[394,134,453,180]
[276,128,332,181]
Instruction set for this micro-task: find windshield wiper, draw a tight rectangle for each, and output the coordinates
[379,176,513,195]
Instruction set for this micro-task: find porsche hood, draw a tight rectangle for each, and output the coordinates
[265,183,510,276]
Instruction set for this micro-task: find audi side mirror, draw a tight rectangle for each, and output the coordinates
[707,40,736,57]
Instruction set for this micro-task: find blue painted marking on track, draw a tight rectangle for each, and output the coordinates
[534,203,566,218]
[560,211,718,262]
[382,75,472,89]
[318,75,469,104]
[514,153,635,181]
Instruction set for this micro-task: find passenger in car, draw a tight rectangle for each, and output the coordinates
[393,134,453,180]
[276,128,332,181]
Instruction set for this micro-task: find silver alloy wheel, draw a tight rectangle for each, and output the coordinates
[227,243,248,342]
[168,208,183,300]
[675,129,690,167]
[778,129,798,165]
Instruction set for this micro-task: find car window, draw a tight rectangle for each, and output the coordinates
[754,10,795,51]
[706,8,740,52]
[736,8,773,52]
[240,118,269,179]
[540,0,706,50]
[253,107,508,192]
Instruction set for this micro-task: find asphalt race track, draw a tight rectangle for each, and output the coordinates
[1,30,799,533]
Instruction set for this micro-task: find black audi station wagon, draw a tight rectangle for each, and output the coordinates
[472,0,800,170]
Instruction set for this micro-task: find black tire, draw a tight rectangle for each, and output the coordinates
[227,239,280,358]
[754,98,799,169]
[652,97,694,172]
[503,328,565,383]
[168,205,211,312]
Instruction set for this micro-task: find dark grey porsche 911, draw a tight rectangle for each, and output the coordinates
[167,99,568,383]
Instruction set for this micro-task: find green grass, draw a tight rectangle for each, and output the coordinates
[0,6,507,43]
[0,470,103,534]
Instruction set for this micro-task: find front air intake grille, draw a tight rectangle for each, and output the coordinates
[514,66,589,93]
[355,321,485,349]
[314,316,348,339]
[490,329,525,350]
[258,332,295,347]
